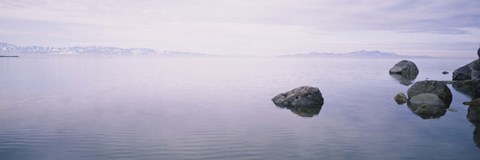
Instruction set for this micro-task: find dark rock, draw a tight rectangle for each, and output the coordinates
[272,86,324,107]
[272,86,324,117]
[389,60,419,86]
[389,60,419,76]
[452,60,479,80]
[407,80,452,105]
[394,92,407,104]
[468,105,480,124]
[452,80,480,98]
[442,71,449,74]
[478,47,480,59]
[405,80,452,119]
[464,98,480,106]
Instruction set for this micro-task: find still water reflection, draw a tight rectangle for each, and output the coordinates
[1,57,479,160]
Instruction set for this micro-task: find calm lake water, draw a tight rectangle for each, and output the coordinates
[1,56,479,160]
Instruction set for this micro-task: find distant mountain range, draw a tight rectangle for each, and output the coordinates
[0,42,210,57]
[279,50,433,59]
[1,42,433,58]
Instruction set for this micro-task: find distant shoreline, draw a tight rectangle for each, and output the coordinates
[0,55,19,57]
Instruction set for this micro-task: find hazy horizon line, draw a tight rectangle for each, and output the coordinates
[1,41,478,59]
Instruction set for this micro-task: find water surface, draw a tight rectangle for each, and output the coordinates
[0,57,479,160]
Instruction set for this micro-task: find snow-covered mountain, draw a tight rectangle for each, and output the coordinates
[280,50,432,58]
[0,42,209,56]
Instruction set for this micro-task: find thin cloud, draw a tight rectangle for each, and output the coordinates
[0,0,478,57]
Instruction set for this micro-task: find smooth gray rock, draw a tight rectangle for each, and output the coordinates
[394,92,407,104]
[409,93,445,107]
[389,60,419,76]
[272,86,324,108]
[407,93,448,119]
[452,59,479,80]
[413,104,444,116]
[407,80,452,105]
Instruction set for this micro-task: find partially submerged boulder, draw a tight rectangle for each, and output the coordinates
[464,97,480,106]
[453,59,480,81]
[406,80,452,119]
[389,60,419,85]
[452,80,480,98]
[272,86,324,117]
[451,59,480,98]
[389,60,419,76]
[407,80,452,104]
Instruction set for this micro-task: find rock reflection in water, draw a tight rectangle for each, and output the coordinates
[452,79,480,148]
[390,74,418,86]
[276,104,323,117]
[452,80,480,98]
[467,106,480,148]
[406,100,450,119]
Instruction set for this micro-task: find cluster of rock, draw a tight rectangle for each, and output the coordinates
[271,86,324,117]
[390,60,454,119]
[271,52,480,120]
[394,80,453,119]
[390,54,480,119]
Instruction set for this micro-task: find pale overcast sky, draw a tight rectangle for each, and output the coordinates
[0,0,479,57]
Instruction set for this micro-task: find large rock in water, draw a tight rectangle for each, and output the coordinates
[453,59,480,80]
[389,60,419,76]
[407,80,452,104]
[389,60,419,85]
[452,59,480,98]
[272,86,324,117]
[406,80,452,119]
